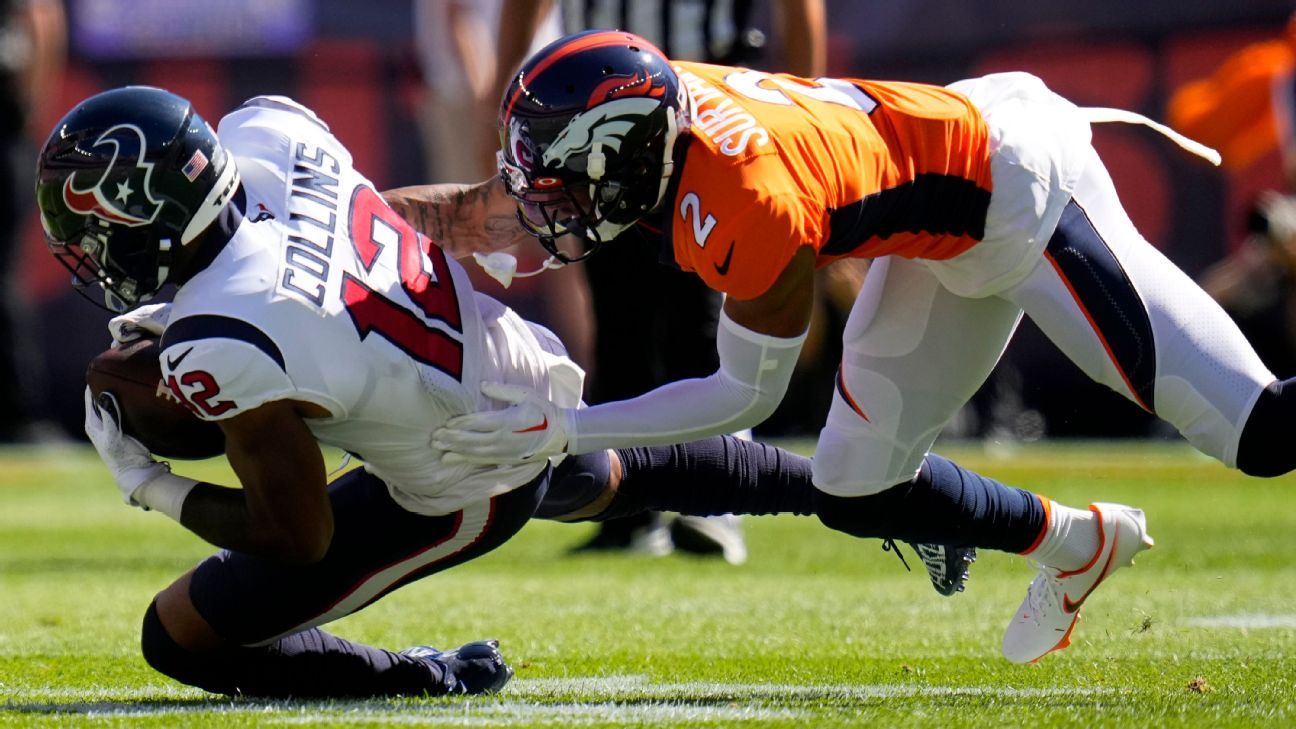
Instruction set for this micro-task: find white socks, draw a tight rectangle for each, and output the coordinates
[1025,499,1099,571]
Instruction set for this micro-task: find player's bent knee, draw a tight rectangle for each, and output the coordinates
[141,600,234,695]
[1236,379,1296,477]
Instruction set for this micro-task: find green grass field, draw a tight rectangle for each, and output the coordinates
[1,439,1294,727]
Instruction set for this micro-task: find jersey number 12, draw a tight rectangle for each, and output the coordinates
[341,185,464,379]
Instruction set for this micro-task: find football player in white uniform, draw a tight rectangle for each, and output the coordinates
[37,87,829,697]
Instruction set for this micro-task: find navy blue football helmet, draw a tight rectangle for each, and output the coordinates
[35,86,238,311]
[497,30,690,261]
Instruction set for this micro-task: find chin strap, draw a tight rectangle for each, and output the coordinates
[472,251,565,288]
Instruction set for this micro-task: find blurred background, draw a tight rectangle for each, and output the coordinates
[4,0,1295,444]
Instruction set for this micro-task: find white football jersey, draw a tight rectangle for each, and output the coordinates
[158,96,583,515]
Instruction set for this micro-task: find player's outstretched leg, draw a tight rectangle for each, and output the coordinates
[814,453,1045,553]
[137,466,542,697]
[141,599,510,697]
[1002,501,1154,664]
[542,438,978,595]
[814,452,1152,647]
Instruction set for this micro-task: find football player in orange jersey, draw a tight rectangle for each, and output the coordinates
[392,31,1290,664]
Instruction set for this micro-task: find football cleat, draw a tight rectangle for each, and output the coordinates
[1001,502,1154,664]
[670,514,748,566]
[400,640,514,694]
[911,542,977,597]
[570,512,673,557]
[882,539,976,596]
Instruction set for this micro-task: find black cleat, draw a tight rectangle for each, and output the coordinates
[401,640,514,695]
[883,539,977,597]
[910,542,976,596]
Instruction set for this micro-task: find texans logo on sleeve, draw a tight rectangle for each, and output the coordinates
[61,124,164,227]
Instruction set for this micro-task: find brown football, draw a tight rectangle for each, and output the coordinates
[85,337,226,460]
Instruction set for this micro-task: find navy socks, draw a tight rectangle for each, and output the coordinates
[141,601,454,697]
[814,453,1045,553]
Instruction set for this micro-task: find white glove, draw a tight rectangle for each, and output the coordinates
[433,382,574,465]
[84,387,171,507]
[108,302,172,346]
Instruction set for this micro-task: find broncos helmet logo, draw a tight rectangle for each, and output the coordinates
[541,97,661,170]
[62,124,164,227]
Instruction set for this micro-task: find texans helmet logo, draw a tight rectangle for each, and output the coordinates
[62,124,164,227]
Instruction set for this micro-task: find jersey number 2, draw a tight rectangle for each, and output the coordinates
[342,186,464,379]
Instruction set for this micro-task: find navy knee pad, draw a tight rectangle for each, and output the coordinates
[535,452,613,520]
[1237,379,1296,477]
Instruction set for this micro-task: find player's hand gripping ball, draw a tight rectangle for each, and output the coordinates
[85,336,225,459]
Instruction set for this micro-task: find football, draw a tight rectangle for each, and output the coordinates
[85,337,226,460]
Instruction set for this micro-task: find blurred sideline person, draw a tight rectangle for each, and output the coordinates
[1168,14,1296,187]
[422,31,1290,665]
[39,87,999,696]
[412,0,594,381]
[0,0,64,442]
[1199,192,1296,376]
[488,0,832,564]
[1171,15,1296,376]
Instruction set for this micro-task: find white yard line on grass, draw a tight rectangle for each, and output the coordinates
[1184,614,1296,629]
[513,675,1122,700]
[3,677,1122,725]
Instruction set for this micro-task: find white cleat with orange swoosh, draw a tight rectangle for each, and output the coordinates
[1002,502,1154,664]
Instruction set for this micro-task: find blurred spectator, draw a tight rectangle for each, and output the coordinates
[491,0,828,563]
[0,0,64,443]
[1200,192,1296,376]
[1169,14,1296,186]
[1173,15,1296,377]
[412,0,593,369]
[414,0,561,182]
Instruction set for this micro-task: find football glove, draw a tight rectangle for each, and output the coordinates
[108,302,172,347]
[84,386,171,507]
[433,382,574,465]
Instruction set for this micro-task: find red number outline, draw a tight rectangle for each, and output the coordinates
[165,371,237,417]
[342,186,464,379]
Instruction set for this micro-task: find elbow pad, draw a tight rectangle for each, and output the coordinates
[714,310,806,421]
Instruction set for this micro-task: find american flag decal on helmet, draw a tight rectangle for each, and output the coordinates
[181,149,209,182]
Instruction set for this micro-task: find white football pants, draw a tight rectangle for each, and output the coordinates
[812,144,1276,497]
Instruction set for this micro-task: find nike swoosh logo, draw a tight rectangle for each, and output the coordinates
[1061,531,1121,613]
[166,347,194,371]
[515,415,548,433]
[713,241,736,276]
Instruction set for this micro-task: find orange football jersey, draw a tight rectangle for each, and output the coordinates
[665,61,993,300]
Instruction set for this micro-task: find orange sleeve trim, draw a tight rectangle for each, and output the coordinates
[1021,494,1052,555]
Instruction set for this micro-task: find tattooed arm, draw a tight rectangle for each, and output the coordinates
[382,176,529,258]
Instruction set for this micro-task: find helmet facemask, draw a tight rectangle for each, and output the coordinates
[35,86,238,313]
[44,217,173,313]
[498,152,635,262]
[497,32,690,261]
